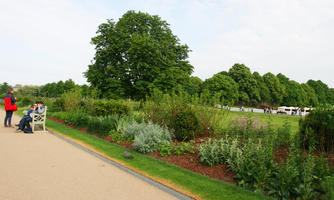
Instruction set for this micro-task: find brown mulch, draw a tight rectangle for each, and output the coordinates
[148,151,235,183]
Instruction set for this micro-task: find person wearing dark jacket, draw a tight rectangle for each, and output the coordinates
[16,101,45,133]
[4,88,17,127]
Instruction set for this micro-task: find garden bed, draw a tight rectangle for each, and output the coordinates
[47,116,235,183]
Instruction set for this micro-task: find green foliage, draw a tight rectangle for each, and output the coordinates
[53,98,65,112]
[198,137,331,198]
[299,107,334,152]
[122,121,173,153]
[87,115,118,137]
[64,110,89,128]
[17,96,34,107]
[61,88,82,111]
[85,10,193,99]
[172,109,200,141]
[158,141,196,157]
[91,100,129,116]
[268,150,330,199]
[109,130,131,143]
[173,141,196,156]
[158,143,173,157]
[201,73,239,105]
[275,121,292,148]
[262,72,285,105]
[321,176,334,200]
[228,64,261,104]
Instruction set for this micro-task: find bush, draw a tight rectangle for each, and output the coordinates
[61,89,82,111]
[268,150,330,199]
[122,121,173,154]
[299,107,334,152]
[17,96,34,107]
[53,98,65,112]
[92,100,129,116]
[321,176,334,200]
[198,138,275,191]
[87,115,118,137]
[64,111,89,128]
[172,109,200,141]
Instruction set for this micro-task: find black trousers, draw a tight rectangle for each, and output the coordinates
[18,115,32,130]
[4,111,13,126]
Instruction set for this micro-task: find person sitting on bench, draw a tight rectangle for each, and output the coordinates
[16,101,45,133]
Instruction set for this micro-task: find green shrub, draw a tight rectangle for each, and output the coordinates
[17,96,34,107]
[122,121,147,140]
[129,111,147,123]
[158,143,173,157]
[172,109,200,141]
[64,111,89,128]
[299,107,334,152]
[268,150,330,199]
[87,115,118,137]
[122,121,173,154]
[92,100,129,116]
[53,98,65,112]
[198,138,275,191]
[49,112,68,121]
[109,130,131,143]
[173,141,195,156]
[321,176,334,200]
[61,89,82,111]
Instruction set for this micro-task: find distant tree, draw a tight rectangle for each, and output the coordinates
[228,64,260,104]
[263,72,285,104]
[85,10,193,100]
[183,76,203,96]
[327,88,334,105]
[0,82,10,94]
[307,80,329,104]
[253,72,271,104]
[201,74,239,105]
[283,80,303,106]
[63,79,75,92]
[300,83,318,107]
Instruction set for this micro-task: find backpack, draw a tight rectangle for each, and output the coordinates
[4,94,17,111]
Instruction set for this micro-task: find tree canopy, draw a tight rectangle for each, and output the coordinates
[85,10,193,100]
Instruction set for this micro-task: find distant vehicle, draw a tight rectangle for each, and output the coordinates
[276,110,287,115]
[277,106,311,115]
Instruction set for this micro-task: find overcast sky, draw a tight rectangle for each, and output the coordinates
[1,0,333,87]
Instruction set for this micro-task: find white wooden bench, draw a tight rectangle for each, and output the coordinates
[32,106,47,132]
[23,106,47,133]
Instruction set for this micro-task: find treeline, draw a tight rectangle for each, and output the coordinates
[1,63,333,108]
[197,63,334,107]
[0,80,93,99]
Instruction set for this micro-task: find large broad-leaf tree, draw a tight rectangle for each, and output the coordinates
[263,72,285,105]
[201,74,239,105]
[85,11,193,99]
[228,63,261,104]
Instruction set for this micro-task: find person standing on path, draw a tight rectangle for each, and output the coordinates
[4,88,17,127]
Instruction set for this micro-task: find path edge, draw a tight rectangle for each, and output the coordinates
[47,128,197,200]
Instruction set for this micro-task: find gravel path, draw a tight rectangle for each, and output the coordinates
[0,110,178,200]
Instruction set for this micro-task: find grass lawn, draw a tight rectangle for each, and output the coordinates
[45,119,269,200]
[222,110,301,135]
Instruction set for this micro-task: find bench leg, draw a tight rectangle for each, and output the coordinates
[32,123,34,133]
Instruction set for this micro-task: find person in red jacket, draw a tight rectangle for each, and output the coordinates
[4,88,17,127]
